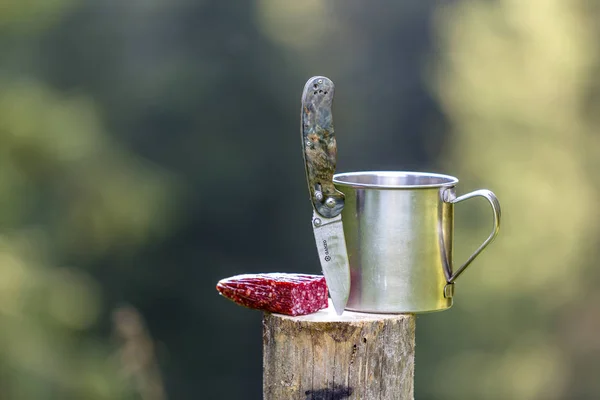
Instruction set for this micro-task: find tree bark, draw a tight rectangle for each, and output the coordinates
[263,304,415,400]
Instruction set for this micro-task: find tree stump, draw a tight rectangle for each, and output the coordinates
[263,302,416,400]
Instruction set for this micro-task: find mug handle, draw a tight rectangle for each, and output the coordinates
[443,189,501,285]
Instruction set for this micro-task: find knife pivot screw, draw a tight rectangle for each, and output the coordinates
[314,191,324,202]
[313,218,322,227]
[325,198,336,208]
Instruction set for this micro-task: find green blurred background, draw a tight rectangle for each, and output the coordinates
[1,0,599,399]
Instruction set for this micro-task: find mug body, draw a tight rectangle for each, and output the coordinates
[333,171,457,313]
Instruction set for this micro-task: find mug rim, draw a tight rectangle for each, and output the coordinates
[333,171,459,189]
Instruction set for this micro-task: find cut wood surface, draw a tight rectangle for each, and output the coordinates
[263,301,416,400]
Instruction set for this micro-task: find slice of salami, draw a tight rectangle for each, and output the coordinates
[216,273,328,316]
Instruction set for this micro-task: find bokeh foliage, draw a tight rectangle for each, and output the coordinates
[1,0,599,399]
[0,1,172,398]
[419,0,600,398]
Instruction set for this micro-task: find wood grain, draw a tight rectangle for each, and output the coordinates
[263,301,416,400]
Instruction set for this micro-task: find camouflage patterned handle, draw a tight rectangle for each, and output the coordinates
[300,76,345,219]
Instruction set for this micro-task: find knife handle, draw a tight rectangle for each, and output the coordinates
[301,76,345,219]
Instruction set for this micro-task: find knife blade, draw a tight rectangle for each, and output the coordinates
[300,76,351,315]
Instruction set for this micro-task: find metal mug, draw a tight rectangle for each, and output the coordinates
[332,171,501,313]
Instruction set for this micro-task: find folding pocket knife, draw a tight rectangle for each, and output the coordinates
[300,76,351,315]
